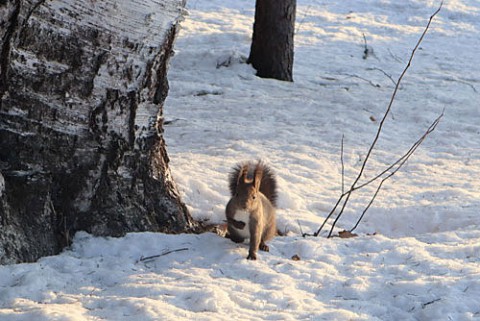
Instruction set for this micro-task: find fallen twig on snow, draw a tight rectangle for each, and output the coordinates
[342,73,381,88]
[306,2,444,238]
[137,248,189,263]
[422,298,441,309]
[367,67,397,86]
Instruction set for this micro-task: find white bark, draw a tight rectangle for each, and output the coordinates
[0,0,193,264]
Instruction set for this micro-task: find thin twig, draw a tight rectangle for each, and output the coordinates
[349,111,443,232]
[295,5,312,35]
[309,194,344,237]
[314,2,443,238]
[444,76,478,93]
[350,180,385,233]
[362,33,370,59]
[137,248,189,263]
[341,134,345,194]
[353,1,443,191]
[297,220,305,236]
[367,67,397,86]
[388,48,403,63]
[422,298,441,309]
[355,111,443,191]
[342,73,381,88]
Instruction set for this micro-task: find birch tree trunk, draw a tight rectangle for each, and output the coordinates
[0,0,194,264]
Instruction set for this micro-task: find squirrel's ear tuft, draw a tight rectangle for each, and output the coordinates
[255,160,278,207]
[238,164,249,185]
[229,162,249,196]
[253,163,263,191]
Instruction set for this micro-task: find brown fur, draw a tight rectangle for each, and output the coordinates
[225,161,277,260]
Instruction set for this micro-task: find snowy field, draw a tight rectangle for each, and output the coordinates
[1,0,479,320]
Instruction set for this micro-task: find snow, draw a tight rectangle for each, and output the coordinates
[1,0,479,320]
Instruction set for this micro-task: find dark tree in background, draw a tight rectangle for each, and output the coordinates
[248,0,296,82]
[0,0,195,264]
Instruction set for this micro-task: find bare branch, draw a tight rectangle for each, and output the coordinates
[351,1,443,194]
[314,2,443,238]
[349,111,443,232]
[355,111,443,191]
[311,192,346,237]
[350,180,385,233]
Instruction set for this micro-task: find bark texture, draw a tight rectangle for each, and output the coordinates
[248,0,296,82]
[0,0,194,264]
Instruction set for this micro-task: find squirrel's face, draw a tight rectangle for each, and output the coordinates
[236,183,260,210]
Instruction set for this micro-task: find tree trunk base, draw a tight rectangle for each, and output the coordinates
[248,0,296,82]
[0,0,195,264]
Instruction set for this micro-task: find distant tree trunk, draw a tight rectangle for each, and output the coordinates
[248,0,296,82]
[0,0,195,264]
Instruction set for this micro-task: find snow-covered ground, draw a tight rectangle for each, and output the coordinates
[1,0,479,320]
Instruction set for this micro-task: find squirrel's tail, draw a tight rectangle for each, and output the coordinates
[228,160,278,207]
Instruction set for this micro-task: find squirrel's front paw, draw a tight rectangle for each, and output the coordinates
[232,220,246,229]
[227,218,246,229]
[259,243,269,252]
[247,252,257,260]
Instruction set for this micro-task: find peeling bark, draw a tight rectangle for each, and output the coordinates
[0,0,20,97]
[0,0,194,264]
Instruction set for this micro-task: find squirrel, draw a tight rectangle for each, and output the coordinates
[225,161,278,260]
